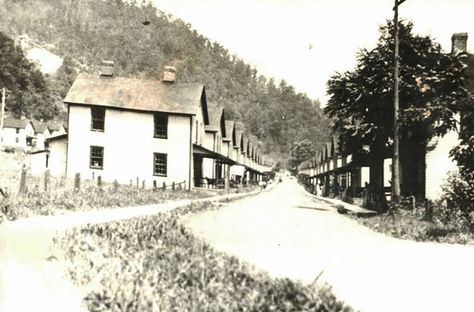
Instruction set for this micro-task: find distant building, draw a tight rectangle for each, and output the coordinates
[31,120,50,150]
[30,133,67,177]
[1,116,35,151]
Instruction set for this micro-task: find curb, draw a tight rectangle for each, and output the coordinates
[303,188,377,216]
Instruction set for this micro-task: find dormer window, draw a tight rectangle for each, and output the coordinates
[154,113,168,139]
[91,107,105,131]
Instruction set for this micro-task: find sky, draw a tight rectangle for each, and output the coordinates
[154,0,474,106]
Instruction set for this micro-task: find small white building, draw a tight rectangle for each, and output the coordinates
[63,64,210,190]
[1,117,35,151]
[30,133,68,177]
[31,120,49,150]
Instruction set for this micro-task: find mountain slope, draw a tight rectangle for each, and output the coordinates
[0,0,330,162]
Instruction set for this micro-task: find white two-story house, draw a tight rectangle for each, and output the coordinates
[63,64,209,190]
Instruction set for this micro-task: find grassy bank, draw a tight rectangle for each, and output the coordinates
[353,203,474,245]
[53,203,351,312]
[0,151,257,223]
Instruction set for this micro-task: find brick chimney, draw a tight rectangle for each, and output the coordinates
[451,33,468,55]
[162,66,176,83]
[99,60,114,77]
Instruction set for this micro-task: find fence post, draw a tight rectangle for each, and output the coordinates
[74,173,81,192]
[129,179,132,187]
[408,196,415,210]
[18,165,27,195]
[172,182,175,191]
[142,180,145,190]
[44,169,50,192]
[136,177,139,189]
[162,182,166,191]
[424,201,433,222]
[97,176,102,189]
[113,179,118,192]
[153,180,157,192]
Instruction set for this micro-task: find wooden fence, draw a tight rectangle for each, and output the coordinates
[0,166,187,198]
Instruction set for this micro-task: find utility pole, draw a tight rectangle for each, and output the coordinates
[0,88,6,150]
[392,0,405,204]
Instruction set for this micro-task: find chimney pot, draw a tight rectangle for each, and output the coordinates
[451,33,468,55]
[100,60,114,77]
[163,66,176,83]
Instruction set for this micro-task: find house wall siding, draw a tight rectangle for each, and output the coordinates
[67,105,191,189]
[425,129,459,200]
[49,138,67,177]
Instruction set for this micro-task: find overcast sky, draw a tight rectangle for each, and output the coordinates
[154,0,474,106]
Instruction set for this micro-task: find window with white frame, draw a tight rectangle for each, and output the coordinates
[90,146,104,169]
[153,153,167,176]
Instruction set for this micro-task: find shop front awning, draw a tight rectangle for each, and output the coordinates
[193,144,236,165]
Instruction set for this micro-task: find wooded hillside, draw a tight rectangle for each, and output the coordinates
[0,0,330,162]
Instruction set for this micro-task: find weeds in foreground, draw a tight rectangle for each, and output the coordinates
[53,203,351,312]
[0,183,209,223]
[354,200,474,245]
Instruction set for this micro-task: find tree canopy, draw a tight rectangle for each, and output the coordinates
[0,31,58,120]
[325,21,467,155]
[325,20,469,202]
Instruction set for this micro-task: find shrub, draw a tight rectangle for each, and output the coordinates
[441,172,474,229]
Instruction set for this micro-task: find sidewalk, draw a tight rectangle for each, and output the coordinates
[305,190,377,215]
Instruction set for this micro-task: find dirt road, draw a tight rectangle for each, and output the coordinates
[186,178,474,312]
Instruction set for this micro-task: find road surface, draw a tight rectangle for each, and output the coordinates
[185,178,474,312]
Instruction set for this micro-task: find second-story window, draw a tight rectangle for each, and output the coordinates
[91,107,105,131]
[154,113,168,139]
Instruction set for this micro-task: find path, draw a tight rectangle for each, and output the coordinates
[185,178,474,312]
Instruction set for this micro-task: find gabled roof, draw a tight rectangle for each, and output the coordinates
[234,122,245,149]
[47,119,66,132]
[223,120,235,142]
[205,104,225,135]
[242,135,248,155]
[332,135,340,154]
[248,135,258,159]
[326,142,332,159]
[31,120,48,133]
[3,117,30,129]
[64,73,208,123]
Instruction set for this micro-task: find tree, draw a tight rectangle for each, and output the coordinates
[288,139,315,174]
[0,31,58,120]
[325,21,468,209]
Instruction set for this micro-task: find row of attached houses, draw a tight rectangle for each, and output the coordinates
[0,115,67,151]
[299,32,474,202]
[298,135,391,199]
[29,63,273,190]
